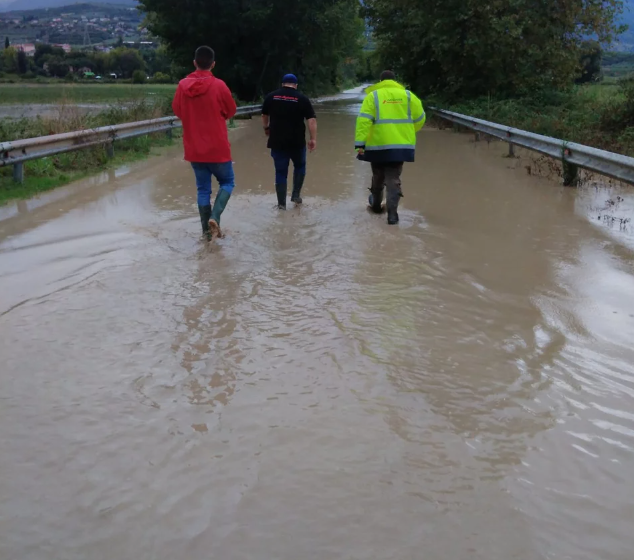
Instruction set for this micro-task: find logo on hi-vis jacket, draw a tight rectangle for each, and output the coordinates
[383,97,404,104]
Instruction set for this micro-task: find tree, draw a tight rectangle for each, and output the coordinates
[106,47,145,79]
[142,44,172,76]
[4,37,9,50]
[45,56,70,78]
[2,47,17,74]
[364,0,625,98]
[16,49,28,74]
[577,42,603,84]
[34,44,66,67]
[138,0,364,99]
[132,69,146,84]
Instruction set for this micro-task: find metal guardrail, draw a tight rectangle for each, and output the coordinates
[431,108,634,186]
[0,104,261,183]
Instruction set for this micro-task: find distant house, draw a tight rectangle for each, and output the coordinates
[14,44,36,57]
[53,44,72,53]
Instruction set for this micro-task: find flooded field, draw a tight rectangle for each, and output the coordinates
[1,95,634,560]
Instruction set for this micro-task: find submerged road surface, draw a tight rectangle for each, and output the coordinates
[1,95,634,560]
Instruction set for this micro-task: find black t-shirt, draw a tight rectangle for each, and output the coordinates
[261,87,316,151]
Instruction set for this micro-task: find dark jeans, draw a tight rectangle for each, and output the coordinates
[371,162,404,211]
[271,147,307,185]
[191,161,235,206]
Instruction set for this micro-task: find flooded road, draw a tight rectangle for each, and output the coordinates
[1,95,634,560]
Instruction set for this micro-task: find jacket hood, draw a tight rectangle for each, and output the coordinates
[366,79,406,93]
[180,71,216,97]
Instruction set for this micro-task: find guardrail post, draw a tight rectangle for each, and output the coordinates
[508,143,515,157]
[475,132,481,142]
[562,147,579,186]
[563,160,579,187]
[166,127,173,140]
[106,142,114,159]
[13,162,24,184]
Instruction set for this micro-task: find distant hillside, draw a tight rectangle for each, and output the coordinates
[0,0,137,12]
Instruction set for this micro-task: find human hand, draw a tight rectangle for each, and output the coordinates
[308,139,317,152]
[264,127,270,137]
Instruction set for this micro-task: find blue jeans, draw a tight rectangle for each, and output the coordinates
[191,162,235,206]
[271,148,306,185]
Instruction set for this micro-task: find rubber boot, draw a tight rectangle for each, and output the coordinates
[198,204,212,241]
[368,188,384,214]
[291,173,305,204]
[275,183,287,209]
[209,188,231,240]
[386,188,402,225]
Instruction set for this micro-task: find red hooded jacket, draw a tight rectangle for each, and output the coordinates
[172,70,237,163]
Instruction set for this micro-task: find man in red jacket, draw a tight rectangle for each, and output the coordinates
[172,46,237,240]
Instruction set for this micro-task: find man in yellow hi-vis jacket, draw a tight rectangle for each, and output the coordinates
[355,71,426,224]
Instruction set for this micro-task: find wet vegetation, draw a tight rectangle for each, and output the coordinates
[428,79,634,155]
[365,0,634,155]
[138,0,364,100]
[365,0,624,98]
[0,97,178,205]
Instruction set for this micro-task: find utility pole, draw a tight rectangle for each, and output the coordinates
[83,23,91,48]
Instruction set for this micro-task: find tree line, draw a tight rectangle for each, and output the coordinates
[364,0,625,99]
[138,0,365,99]
[0,41,173,82]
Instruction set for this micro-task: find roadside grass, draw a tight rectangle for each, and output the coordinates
[0,96,179,205]
[0,134,177,206]
[429,82,634,155]
[0,83,177,104]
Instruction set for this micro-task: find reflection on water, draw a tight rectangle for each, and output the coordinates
[1,99,634,560]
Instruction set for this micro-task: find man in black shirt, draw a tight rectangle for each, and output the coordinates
[261,74,317,208]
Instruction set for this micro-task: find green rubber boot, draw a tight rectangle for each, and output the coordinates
[198,204,212,241]
[291,173,305,204]
[209,188,231,239]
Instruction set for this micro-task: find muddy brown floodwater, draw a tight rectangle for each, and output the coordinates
[1,94,634,560]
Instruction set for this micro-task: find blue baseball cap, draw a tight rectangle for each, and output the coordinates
[282,73,298,84]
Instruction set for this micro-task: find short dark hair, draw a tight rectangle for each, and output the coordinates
[195,46,215,70]
[380,70,396,81]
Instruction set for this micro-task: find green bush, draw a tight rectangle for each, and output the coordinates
[132,70,147,84]
[152,71,171,84]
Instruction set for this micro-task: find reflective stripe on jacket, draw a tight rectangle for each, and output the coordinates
[355,80,425,163]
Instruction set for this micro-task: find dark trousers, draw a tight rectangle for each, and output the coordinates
[371,162,404,211]
[271,147,307,185]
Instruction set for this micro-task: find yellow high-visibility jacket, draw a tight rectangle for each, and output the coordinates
[355,80,425,163]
